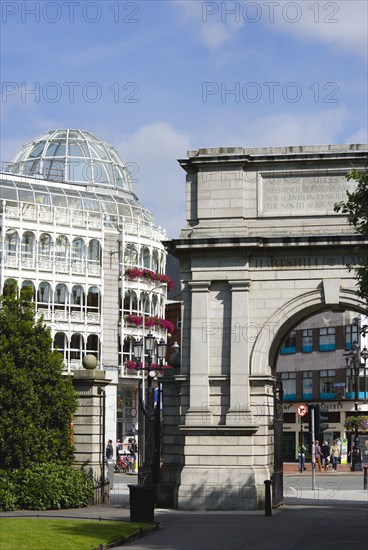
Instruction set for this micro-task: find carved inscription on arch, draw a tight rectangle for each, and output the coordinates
[260,173,356,215]
[250,255,365,269]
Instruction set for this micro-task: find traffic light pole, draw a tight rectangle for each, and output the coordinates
[311,408,316,490]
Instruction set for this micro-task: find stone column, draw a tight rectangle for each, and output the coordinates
[226,280,252,425]
[185,281,212,425]
[72,367,112,481]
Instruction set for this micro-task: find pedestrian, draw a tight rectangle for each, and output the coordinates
[314,440,322,472]
[330,440,340,471]
[106,439,114,460]
[128,438,137,472]
[116,439,122,460]
[298,443,307,473]
[321,441,330,471]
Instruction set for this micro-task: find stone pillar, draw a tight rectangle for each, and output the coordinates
[72,367,112,481]
[185,281,212,425]
[226,280,252,425]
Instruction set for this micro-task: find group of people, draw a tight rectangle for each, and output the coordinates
[105,437,138,473]
[298,440,341,472]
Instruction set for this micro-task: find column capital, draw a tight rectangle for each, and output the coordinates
[228,279,251,291]
[188,281,211,292]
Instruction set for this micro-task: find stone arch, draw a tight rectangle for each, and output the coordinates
[250,286,367,377]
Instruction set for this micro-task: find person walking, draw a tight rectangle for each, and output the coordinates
[298,443,307,473]
[105,439,114,460]
[314,440,323,472]
[321,441,330,471]
[330,440,340,471]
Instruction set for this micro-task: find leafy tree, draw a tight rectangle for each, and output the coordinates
[334,167,368,307]
[0,285,77,470]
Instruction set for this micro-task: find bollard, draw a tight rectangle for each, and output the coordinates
[264,480,272,516]
[107,459,114,490]
[363,466,368,490]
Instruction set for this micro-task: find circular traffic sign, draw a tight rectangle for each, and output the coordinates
[297,404,307,417]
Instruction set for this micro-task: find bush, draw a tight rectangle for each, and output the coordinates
[0,472,18,511]
[0,463,94,511]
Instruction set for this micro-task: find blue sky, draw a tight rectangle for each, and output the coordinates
[1,0,367,238]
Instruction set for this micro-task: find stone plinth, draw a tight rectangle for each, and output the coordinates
[72,369,111,480]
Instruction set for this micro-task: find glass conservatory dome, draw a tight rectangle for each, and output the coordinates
[7,129,132,191]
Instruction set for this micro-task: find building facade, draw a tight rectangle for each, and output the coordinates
[160,143,368,511]
[278,312,368,462]
[0,129,172,441]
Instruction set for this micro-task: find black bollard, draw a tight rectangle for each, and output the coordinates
[364,466,368,490]
[264,480,272,516]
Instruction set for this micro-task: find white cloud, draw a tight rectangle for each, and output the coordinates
[173,0,367,58]
[345,127,368,144]
[115,122,191,238]
[173,0,245,50]
[271,0,367,59]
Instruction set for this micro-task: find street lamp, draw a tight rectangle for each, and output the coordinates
[361,346,368,402]
[344,342,368,471]
[132,331,168,487]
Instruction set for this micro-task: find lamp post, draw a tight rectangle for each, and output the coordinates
[344,342,368,471]
[128,332,170,523]
[132,332,167,487]
[362,346,368,403]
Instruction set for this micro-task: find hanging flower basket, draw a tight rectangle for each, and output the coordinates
[124,314,175,335]
[124,268,174,291]
[344,415,368,432]
[124,360,173,372]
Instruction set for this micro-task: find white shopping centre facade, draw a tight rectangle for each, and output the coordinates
[0,129,172,441]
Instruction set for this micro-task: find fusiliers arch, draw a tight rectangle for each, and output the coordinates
[159,144,368,511]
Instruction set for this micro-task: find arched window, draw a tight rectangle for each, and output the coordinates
[21,231,35,258]
[21,280,35,300]
[55,235,69,260]
[37,282,51,308]
[140,292,150,315]
[124,243,138,267]
[5,229,18,256]
[3,278,18,296]
[160,252,166,274]
[70,333,84,360]
[152,250,159,272]
[54,284,68,309]
[38,233,52,258]
[140,246,150,269]
[54,332,67,361]
[124,290,138,314]
[88,239,101,263]
[72,237,85,260]
[123,336,132,363]
[87,334,99,358]
[87,286,100,313]
[71,285,85,311]
[152,294,159,317]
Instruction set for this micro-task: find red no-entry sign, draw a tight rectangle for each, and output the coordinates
[297,404,307,417]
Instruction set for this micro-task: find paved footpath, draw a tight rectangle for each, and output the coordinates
[2,464,367,550]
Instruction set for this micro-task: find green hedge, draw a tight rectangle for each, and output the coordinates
[0,463,94,511]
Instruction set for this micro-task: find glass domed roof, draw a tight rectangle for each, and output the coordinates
[8,129,132,191]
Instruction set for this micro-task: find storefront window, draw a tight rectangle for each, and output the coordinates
[280,331,296,354]
[302,329,313,353]
[319,328,336,351]
[281,372,296,400]
[302,371,313,399]
[320,369,336,399]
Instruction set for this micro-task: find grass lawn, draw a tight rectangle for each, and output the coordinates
[0,518,154,550]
